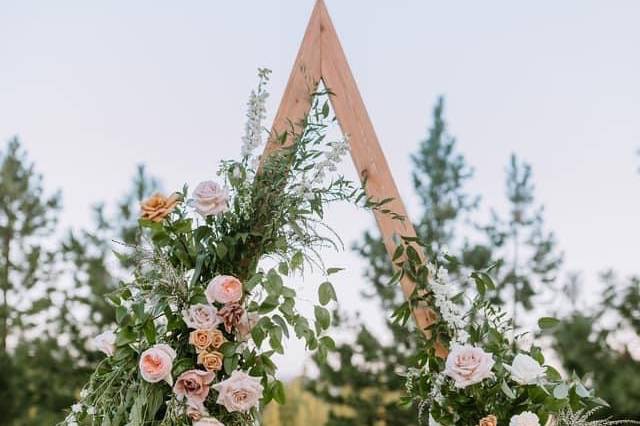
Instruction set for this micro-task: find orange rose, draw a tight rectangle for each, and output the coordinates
[198,351,223,372]
[210,329,225,349]
[140,193,180,222]
[479,415,498,426]
[189,329,214,352]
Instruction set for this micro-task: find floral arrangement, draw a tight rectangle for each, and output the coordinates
[393,243,638,426]
[61,70,366,426]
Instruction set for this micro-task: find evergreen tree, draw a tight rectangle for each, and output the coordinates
[0,137,61,352]
[308,98,478,425]
[551,271,640,419]
[0,136,159,425]
[482,154,563,327]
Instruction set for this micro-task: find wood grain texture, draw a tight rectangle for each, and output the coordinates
[260,0,441,346]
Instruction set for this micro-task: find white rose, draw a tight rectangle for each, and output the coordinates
[443,344,495,388]
[93,330,116,357]
[213,371,263,412]
[192,181,229,217]
[182,304,220,330]
[504,354,546,385]
[510,411,541,426]
[194,418,225,426]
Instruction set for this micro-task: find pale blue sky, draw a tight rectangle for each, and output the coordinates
[1,0,639,377]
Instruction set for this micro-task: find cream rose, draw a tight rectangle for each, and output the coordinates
[194,418,225,426]
[139,344,176,385]
[183,304,220,330]
[93,330,116,356]
[504,354,546,385]
[198,351,224,372]
[173,369,216,403]
[443,344,495,388]
[509,412,540,426]
[206,275,243,304]
[213,371,263,413]
[192,181,229,217]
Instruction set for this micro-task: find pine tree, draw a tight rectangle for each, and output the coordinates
[308,97,478,425]
[483,154,563,327]
[0,137,61,352]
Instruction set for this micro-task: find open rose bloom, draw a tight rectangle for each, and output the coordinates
[443,344,495,388]
[139,344,176,385]
[192,180,229,217]
[213,371,263,413]
[206,275,243,304]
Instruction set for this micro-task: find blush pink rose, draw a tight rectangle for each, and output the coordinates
[213,371,263,413]
[139,344,176,385]
[174,369,216,404]
[206,275,243,304]
[183,304,220,330]
[443,344,495,388]
[192,181,229,217]
[93,330,116,356]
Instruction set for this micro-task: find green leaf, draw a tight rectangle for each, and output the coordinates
[553,383,570,399]
[115,306,128,324]
[224,355,239,375]
[272,380,286,404]
[314,305,331,330]
[318,281,337,306]
[291,251,304,270]
[251,325,266,347]
[142,319,156,345]
[172,358,194,377]
[501,380,516,399]
[326,267,344,275]
[538,317,560,329]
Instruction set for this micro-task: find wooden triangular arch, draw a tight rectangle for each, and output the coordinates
[261,0,439,343]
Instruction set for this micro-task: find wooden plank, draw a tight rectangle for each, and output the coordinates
[262,0,323,157]
[260,0,443,352]
[315,0,440,340]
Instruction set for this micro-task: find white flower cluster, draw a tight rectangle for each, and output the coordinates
[296,138,350,199]
[241,68,271,159]
[428,263,469,344]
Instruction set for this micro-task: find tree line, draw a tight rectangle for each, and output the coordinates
[0,100,638,424]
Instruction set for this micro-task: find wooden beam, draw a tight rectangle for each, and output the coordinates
[261,0,441,349]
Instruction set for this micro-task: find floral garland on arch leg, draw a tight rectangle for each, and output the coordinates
[60,70,367,426]
[393,243,640,426]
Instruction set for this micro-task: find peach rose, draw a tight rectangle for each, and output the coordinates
[140,193,181,222]
[183,304,220,330]
[174,369,216,404]
[206,275,243,304]
[198,351,223,372]
[139,344,176,385]
[479,415,498,426]
[189,329,215,353]
[210,329,226,349]
[444,344,495,388]
[192,181,229,217]
[213,371,263,413]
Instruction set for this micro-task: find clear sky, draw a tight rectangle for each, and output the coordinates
[1,0,639,378]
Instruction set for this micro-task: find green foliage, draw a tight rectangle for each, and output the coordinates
[482,154,563,325]
[551,272,640,420]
